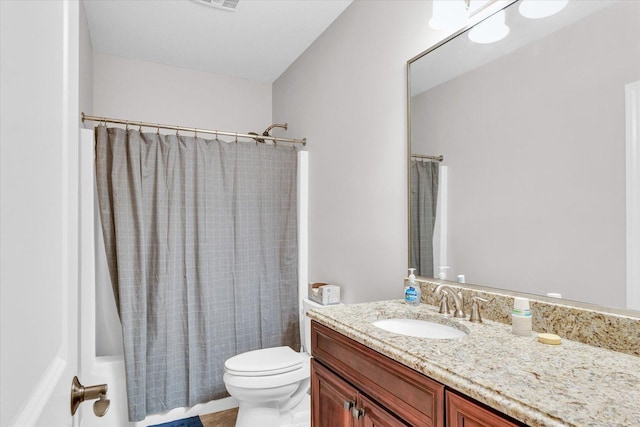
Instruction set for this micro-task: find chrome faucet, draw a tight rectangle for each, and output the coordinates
[435,285,465,318]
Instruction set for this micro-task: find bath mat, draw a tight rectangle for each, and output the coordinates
[148,416,203,427]
[148,407,238,427]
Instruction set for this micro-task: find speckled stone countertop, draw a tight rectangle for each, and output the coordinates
[308,300,640,427]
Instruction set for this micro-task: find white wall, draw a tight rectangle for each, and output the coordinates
[93,53,272,134]
[411,2,639,307]
[80,1,93,117]
[273,0,443,303]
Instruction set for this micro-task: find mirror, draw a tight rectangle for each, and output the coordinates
[408,0,640,311]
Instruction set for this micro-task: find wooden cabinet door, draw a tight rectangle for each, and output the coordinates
[312,359,357,427]
[313,359,407,427]
[359,394,407,427]
[446,391,523,427]
[312,321,444,426]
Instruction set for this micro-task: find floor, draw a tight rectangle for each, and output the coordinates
[199,408,238,427]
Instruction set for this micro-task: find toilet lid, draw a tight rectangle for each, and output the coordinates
[224,346,305,377]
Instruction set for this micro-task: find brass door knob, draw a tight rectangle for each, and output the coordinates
[70,376,110,417]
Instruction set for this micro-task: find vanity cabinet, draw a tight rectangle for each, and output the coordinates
[446,390,523,427]
[311,321,525,427]
[312,360,406,426]
[311,321,445,426]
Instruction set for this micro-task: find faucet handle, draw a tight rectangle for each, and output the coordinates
[469,296,489,323]
[438,291,451,316]
[453,290,465,318]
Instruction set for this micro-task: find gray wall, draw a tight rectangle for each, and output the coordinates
[273,1,446,303]
[411,1,640,307]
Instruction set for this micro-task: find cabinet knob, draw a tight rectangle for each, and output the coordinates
[352,407,366,419]
[343,400,355,411]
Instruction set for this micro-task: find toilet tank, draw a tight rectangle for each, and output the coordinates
[301,298,325,354]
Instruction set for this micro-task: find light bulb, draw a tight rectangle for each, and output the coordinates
[518,0,568,19]
[468,10,510,44]
[429,0,469,31]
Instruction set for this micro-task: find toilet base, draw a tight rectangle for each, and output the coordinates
[234,391,310,427]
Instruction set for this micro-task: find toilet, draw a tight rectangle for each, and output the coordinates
[223,298,324,427]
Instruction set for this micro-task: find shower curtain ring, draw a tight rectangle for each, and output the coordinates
[138,124,142,132]
[235,133,238,143]
[194,129,198,139]
[157,124,160,135]
[125,121,129,132]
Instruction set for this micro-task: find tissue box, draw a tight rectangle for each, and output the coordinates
[308,282,341,305]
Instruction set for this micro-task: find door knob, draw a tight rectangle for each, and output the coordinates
[70,376,110,417]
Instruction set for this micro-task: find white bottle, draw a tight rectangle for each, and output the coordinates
[404,268,421,306]
[512,297,532,336]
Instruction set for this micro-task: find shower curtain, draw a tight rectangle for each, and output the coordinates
[94,126,299,421]
[410,160,439,277]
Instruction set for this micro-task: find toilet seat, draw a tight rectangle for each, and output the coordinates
[224,346,305,377]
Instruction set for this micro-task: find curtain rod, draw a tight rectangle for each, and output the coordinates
[81,113,307,146]
[411,154,443,162]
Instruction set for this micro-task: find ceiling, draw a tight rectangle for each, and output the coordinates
[83,0,352,83]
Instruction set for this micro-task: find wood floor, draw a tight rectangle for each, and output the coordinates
[199,408,238,427]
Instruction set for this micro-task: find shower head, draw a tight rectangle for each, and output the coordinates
[262,123,288,137]
[249,123,289,143]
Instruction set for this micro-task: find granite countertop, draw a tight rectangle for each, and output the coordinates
[307,300,640,427]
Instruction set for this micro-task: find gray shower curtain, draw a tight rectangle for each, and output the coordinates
[94,126,299,421]
[410,160,439,278]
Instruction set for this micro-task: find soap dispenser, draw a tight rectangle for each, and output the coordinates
[404,268,421,306]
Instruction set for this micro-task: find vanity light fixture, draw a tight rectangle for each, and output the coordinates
[518,0,568,19]
[189,0,239,12]
[428,0,469,31]
[428,0,496,31]
[468,10,510,44]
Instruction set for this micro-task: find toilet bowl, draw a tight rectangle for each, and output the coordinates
[223,346,311,427]
[223,298,324,427]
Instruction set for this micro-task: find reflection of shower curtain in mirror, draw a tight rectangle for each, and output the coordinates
[94,126,299,421]
[410,160,439,277]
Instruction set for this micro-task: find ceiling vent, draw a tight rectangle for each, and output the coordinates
[189,0,239,12]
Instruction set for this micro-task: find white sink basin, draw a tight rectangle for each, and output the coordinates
[372,318,468,339]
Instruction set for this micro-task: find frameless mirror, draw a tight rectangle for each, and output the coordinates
[408,0,640,311]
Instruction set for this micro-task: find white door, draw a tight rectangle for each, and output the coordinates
[0,1,81,426]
